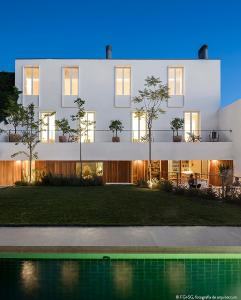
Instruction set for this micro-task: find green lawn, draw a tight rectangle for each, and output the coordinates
[0,185,241,225]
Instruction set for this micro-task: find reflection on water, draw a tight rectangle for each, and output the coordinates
[112,261,133,297]
[61,261,79,289]
[166,261,186,293]
[1,259,241,300]
[21,261,39,294]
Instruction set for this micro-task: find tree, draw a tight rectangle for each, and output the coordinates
[0,72,21,123]
[11,103,46,183]
[170,117,184,142]
[109,120,124,142]
[132,76,169,181]
[218,164,233,198]
[55,118,72,142]
[71,98,95,177]
[4,99,25,134]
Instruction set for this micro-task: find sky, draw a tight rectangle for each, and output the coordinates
[0,0,241,106]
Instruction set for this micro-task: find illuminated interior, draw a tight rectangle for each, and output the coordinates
[132,112,147,142]
[115,67,131,96]
[184,112,200,141]
[76,162,103,177]
[24,66,39,96]
[64,67,78,96]
[40,112,56,143]
[168,160,209,183]
[168,67,183,96]
[80,112,95,143]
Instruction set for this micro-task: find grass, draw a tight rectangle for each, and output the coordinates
[0,185,241,225]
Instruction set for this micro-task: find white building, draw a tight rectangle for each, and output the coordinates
[0,45,237,185]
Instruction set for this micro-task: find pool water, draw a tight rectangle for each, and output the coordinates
[1,258,241,300]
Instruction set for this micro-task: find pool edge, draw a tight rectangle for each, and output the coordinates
[1,246,241,259]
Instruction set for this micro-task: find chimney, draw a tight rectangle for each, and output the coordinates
[198,44,208,59]
[106,45,112,59]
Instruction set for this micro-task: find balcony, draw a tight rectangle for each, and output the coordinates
[0,129,233,161]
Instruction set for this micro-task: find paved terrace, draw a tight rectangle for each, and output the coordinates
[1,227,241,253]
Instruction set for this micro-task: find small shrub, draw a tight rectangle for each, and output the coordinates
[159,179,173,192]
[185,188,201,198]
[147,178,160,189]
[136,178,148,188]
[15,180,35,186]
[39,173,103,187]
[173,185,187,195]
[200,187,219,200]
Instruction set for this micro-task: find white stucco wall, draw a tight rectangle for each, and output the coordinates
[219,99,241,176]
[0,58,227,161]
[15,58,221,132]
[0,142,232,161]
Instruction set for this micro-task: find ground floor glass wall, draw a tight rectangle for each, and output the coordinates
[0,160,234,186]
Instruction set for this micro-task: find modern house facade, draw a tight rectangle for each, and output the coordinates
[0,45,237,185]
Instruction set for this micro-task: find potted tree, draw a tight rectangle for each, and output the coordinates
[5,100,24,142]
[109,120,124,142]
[55,118,71,142]
[170,118,184,142]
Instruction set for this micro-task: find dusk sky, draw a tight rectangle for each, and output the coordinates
[0,0,241,106]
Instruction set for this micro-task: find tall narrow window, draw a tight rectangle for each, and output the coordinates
[184,112,200,141]
[115,67,131,96]
[63,67,79,96]
[81,112,95,143]
[40,112,55,143]
[132,112,147,142]
[168,67,183,96]
[24,67,39,96]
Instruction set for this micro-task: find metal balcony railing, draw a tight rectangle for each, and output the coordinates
[0,129,232,143]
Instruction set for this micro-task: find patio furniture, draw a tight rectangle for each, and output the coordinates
[209,131,219,142]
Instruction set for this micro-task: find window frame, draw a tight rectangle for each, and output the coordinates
[23,66,39,96]
[115,66,131,96]
[80,111,95,143]
[39,111,56,143]
[168,67,184,96]
[131,111,147,142]
[184,111,201,141]
[63,66,79,96]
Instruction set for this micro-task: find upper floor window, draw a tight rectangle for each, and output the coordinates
[115,67,131,96]
[24,66,39,96]
[40,112,55,143]
[81,112,95,143]
[168,67,183,96]
[132,112,147,142]
[63,67,79,96]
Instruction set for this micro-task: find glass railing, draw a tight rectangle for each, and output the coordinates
[0,129,232,143]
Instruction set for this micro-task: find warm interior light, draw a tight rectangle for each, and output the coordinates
[16,160,21,164]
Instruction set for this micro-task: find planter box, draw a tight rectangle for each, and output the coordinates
[9,133,22,143]
[173,136,182,142]
[112,137,120,142]
[59,136,68,143]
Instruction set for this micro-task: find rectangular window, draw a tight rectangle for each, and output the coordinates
[63,67,79,96]
[168,67,183,96]
[184,112,200,141]
[115,67,131,96]
[132,112,147,142]
[24,66,39,96]
[40,112,55,143]
[76,162,103,177]
[81,112,95,143]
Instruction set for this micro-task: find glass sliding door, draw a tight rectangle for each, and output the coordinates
[40,112,55,143]
[184,112,200,141]
[132,112,147,142]
[80,112,95,143]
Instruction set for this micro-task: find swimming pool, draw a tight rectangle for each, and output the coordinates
[1,254,241,300]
